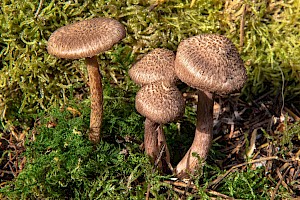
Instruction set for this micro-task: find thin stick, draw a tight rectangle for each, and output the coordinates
[278,163,294,191]
[239,4,247,50]
[206,189,236,200]
[34,0,44,18]
[164,180,235,199]
[270,166,291,200]
[0,170,15,175]
[154,144,166,169]
[284,107,300,121]
[164,180,196,189]
[209,156,279,188]
[146,144,166,200]
[173,187,193,197]
[291,103,300,116]
[157,125,173,172]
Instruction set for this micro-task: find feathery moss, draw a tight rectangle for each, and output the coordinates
[1,0,299,121]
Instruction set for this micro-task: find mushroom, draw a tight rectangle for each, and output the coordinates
[129,48,177,86]
[135,80,185,168]
[129,48,180,170]
[47,17,126,144]
[174,34,247,177]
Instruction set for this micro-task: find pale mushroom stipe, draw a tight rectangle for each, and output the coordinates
[47,17,126,144]
[174,34,247,178]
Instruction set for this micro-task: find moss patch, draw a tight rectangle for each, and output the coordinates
[1,0,299,121]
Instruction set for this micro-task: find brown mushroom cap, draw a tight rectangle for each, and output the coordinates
[175,34,247,94]
[47,17,126,59]
[129,48,177,85]
[135,81,185,124]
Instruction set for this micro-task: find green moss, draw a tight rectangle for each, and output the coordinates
[1,0,298,121]
[218,168,272,199]
[237,0,300,100]
[0,99,185,199]
[0,101,140,199]
[1,83,297,199]
[1,1,299,198]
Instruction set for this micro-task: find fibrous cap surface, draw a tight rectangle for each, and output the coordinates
[47,17,126,59]
[175,34,247,94]
[135,81,185,124]
[129,48,177,85]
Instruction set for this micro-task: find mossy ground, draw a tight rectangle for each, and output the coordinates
[0,0,300,199]
[2,95,299,199]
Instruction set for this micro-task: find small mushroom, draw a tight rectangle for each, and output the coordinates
[129,48,177,86]
[136,81,185,168]
[47,17,126,144]
[129,48,180,170]
[174,34,247,177]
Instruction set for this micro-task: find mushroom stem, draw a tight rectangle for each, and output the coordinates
[144,118,159,162]
[86,56,103,144]
[157,125,171,168]
[144,118,171,171]
[175,90,214,178]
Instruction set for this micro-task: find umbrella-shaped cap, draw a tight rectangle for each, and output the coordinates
[175,34,247,95]
[135,81,185,124]
[129,48,177,86]
[47,17,126,59]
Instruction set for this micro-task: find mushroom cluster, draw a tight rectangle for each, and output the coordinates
[130,34,247,178]
[48,17,247,179]
[129,48,185,170]
[47,17,126,144]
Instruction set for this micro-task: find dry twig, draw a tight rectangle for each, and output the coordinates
[270,166,292,200]
[146,144,166,200]
[164,180,235,199]
[209,156,279,189]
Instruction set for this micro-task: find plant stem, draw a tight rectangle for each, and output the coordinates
[175,90,214,178]
[86,56,103,144]
[157,125,171,168]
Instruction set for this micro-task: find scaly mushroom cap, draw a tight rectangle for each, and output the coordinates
[47,17,126,59]
[175,34,247,95]
[135,81,185,124]
[129,48,177,85]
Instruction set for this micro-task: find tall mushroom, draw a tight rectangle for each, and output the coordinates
[47,17,126,144]
[135,81,185,168]
[174,34,247,177]
[129,48,180,169]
